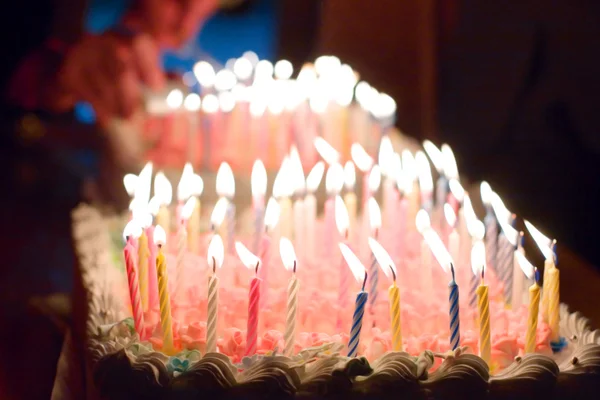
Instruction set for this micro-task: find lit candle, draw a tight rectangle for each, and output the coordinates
[216,162,235,253]
[273,157,294,239]
[394,154,408,261]
[423,140,446,210]
[511,231,527,309]
[415,210,434,299]
[147,196,160,310]
[123,221,145,339]
[280,238,299,356]
[251,160,268,254]
[343,161,358,242]
[176,163,193,238]
[491,192,519,307]
[304,162,324,262]
[259,197,281,306]
[367,198,382,317]
[361,165,381,261]
[339,243,368,357]
[290,147,306,256]
[441,144,459,190]
[235,242,262,356]
[154,225,174,353]
[133,210,152,312]
[324,163,344,258]
[468,222,485,311]
[154,172,173,234]
[481,181,498,273]
[402,151,419,229]
[314,136,341,166]
[123,173,138,203]
[378,136,395,224]
[335,195,351,316]
[420,209,460,349]
[473,243,491,364]
[416,151,434,213]
[369,237,402,351]
[175,197,196,305]
[183,93,201,164]
[350,142,374,207]
[206,234,224,353]
[444,204,460,268]
[514,252,539,353]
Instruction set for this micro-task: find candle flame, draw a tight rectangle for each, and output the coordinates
[371,93,396,119]
[339,243,367,284]
[233,57,253,80]
[325,162,344,195]
[444,203,457,228]
[368,197,382,230]
[448,179,465,203]
[264,197,281,230]
[401,150,417,183]
[354,81,378,110]
[351,143,373,172]
[367,165,381,192]
[153,225,167,245]
[415,209,431,233]
[251,160,268,197]
[273,157,294,198]
[314,137,340,165]
[148,196,161,216]
[154,172,173,205]
[416,150,433,192]
[468,220,485,241]
[368,237,397,281]
[183,93,201,111]
[166,89,183,109]
[524,220,554,261]
[136,162,153,204]
[190,174,204,197]
[343,161,356,189]
[123,219,142,242]
[315,55,341,76]
[515,252,535,280]
[463,195,480,229]
[207,234,225,270]
[254,60,274,82]
[123,174,138,197]
[201,94,220,113]
[193,61,216,87]
[423,140,444,173]
[214,69,237,92]
[181,197,196,221]
[441,144,459,179]
[216,162,235,198]
[132,202,152,228]
[279,237,297,271]
[235,241,260,270]
[471,241,486,277]
[218,91,236,113]
[289,146,306,194]
[480,181,493,205]
[274,60,293,80]
[335,195,350,236]
[306,161,325,192]
[378,136,395,177]
[423,229,453,274]
[491,192,518,245]
[211,197,228,227]
[177,163,194,201]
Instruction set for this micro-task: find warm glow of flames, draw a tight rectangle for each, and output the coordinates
[515,252,535,280]
[202,94,220,113]
[416,151,433,192]
[378,136,395,177]
[148,196,161,216]
[339,243,366,283]
[524,220,554,261]
[344,161,356,190]
[214,69,237,92]
[325,163,344,195]
[354,81,378,110]
[279,237,297,271]
[462,195,478,227]
[371,93,396,119]
[235,241,260,270]
[123,220,142,241]
[254,60,274,82]
[491,192,518,246]
[216,162,235,198]
[471,241,486,277]
[441,144,459,179]
[273,157,294,198]
[210,197,228,227]
[314,137,340,165]
[154,172,173,205]
[368,197,382,230]
[207,234,224,270]
[368,237,397,281]
[251,160,267,198]
[480,181,493,205]
[289,146,306,194]
[315,55,341,76]
[190,174,204,197]
[181,197,196,221]
[424,230,452,274]
[468,220,485,241]
[193,61,216,87]
[306,161,325,192]
[123,174,138,197]
[264,197,281,231]
[166,89,183,109]
[218,91,236,113]
[274,60,294,80]
[233,57,253,80]
[448,179,465,203]
[132,202,152,228]
[153,225,167,245]
[351,143,373,172]
[177,163,194,201]
[335,195,350,236]
[136,162,153,204]
[184,93,201,111]
[416,209,431,233]
[444,203,457,228]
[368,165,382,192]
[423,140,444,173]
[401,150,417,183]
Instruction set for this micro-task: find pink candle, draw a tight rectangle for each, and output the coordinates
[323,197,335,258]
[246,270,261,356]
[124,236,145,339]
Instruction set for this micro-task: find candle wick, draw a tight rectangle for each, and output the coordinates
[255,261,260,275]
[390,265,396,282]
[212,256,216,274]
[481,266,485,283]
[293,260,297,274]
[450,263,456,282]
[362,271,368,292]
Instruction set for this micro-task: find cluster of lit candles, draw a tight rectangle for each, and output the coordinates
[144,53,396,173]
[121,136,561,361]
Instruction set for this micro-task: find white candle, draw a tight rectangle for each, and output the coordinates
[416,151,433,212]
[206,234,224,353]
[216,162,235,253]
[274,157,294,239]
[251,160,267,254]
[416,211,434,299]
[324,163,344,258]
[280,238,299,356]
[304,162,324,262]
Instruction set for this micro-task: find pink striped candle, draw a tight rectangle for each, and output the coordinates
[124,237,145,338]
[246,270,262,356]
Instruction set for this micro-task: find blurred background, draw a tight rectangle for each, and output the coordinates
[1,0,599,398]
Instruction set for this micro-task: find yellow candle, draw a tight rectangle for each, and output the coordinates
[156,245,174,352]
[547,264,560,341]
[344,191,357,241]
[476,278,491,364]
[137,230,149,311]
[388,282,403,351]
[187,198,201,253]
[541,259,553,322]
[279,196,293,239]
[525,277,541,354]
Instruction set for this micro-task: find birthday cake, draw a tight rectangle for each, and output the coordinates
[72,56,600,399]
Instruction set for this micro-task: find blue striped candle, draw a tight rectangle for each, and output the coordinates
[449,264,460,350]
[348,274,368,357]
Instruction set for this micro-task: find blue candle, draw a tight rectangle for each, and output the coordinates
[449,264,460,350]
[349,273,368,357]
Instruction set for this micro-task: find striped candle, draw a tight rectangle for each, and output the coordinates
[348,281,368,357]
[284,274,299,356]
[469,270,479,310]
[124,238,145,338]
[137,230,150,311]
[476,270,491,364]
[525,270,541,353]
[206,273,219,353]
[449,265,460,350]
[497,233,514,306]
[245,273,262,356]
[547,264,560,342]
[156,245,174,352]
[368,253,379,316]
[389,282,403,351]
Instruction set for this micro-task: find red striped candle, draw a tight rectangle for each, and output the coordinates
[124,237,145,339]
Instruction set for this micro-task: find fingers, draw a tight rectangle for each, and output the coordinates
[130,34,165,91]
